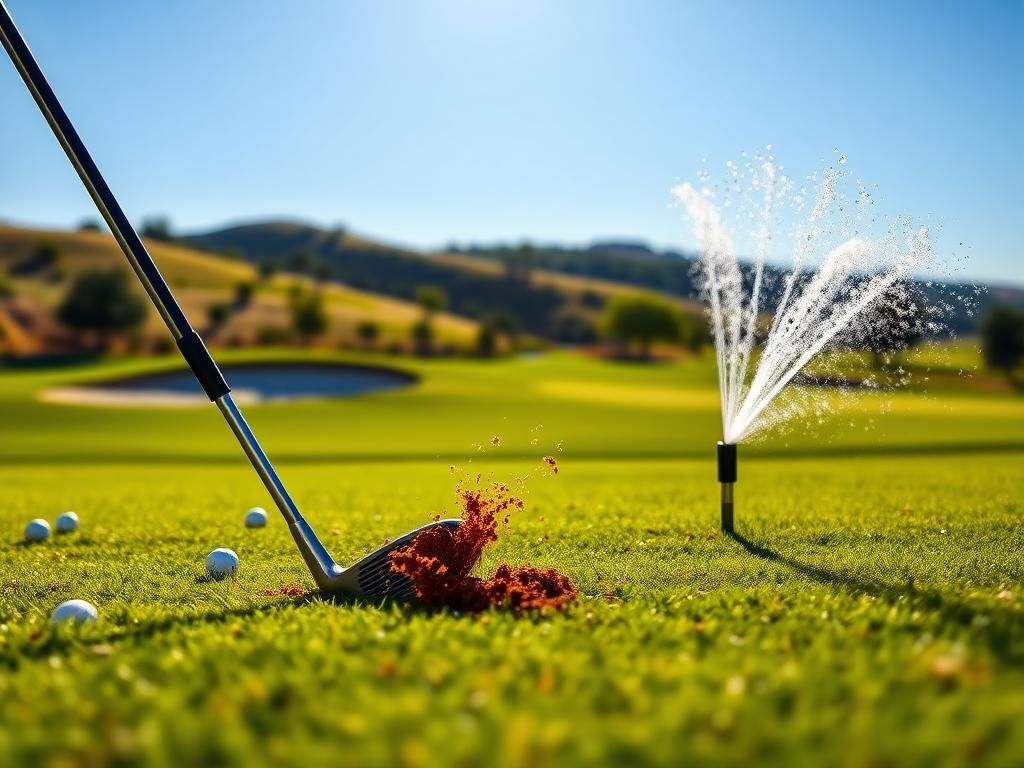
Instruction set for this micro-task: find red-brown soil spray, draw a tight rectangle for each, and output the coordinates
[391,473,576,613]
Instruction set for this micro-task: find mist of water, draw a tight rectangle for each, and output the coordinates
[674,153,948,444]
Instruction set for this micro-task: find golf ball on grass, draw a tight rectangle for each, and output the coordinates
[51,599,98,625]
[244,507,268,528]
[206,548,240,580]
[55,511,79,534]
[24,518,50,543]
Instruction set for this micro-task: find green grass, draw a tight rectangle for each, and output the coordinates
[1,350,1022,766]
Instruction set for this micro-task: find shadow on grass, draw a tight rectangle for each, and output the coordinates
[0,589,439,667]
[728,528,1024,663]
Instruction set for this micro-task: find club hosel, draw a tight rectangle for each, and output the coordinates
[717,442,737,534]
[289,518,343,589]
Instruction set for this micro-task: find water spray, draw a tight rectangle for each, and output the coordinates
[676,155,939,540]
[717,441,737,534]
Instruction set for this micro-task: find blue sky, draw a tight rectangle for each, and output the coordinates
[1,0,1020,284]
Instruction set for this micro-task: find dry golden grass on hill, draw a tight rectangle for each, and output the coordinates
[0,225,478,352]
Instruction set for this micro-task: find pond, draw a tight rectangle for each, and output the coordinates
[41,362,416,407]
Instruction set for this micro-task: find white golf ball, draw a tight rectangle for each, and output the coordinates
[244,507,268,528]
[55,511,79,534]
[205,548,240,581]
[51,599,98,625]
[24,518,50,543]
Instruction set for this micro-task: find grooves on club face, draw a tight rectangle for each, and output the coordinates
[326,518,460,601]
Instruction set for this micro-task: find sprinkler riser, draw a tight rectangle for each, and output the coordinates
[717,442,737,534]
[720,482,735,534]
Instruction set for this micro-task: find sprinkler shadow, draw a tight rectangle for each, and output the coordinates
[727,529,1024,664]
[728,530,894,594]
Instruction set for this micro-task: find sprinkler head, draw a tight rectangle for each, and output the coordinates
[717,442,737,534]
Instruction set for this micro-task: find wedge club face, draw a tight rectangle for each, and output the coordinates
[312,518,461,600]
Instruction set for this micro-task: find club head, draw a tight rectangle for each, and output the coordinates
[317,518,460,602]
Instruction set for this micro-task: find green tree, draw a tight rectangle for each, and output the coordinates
[287,251,316,273]
[206,302,232,331]
[12,241,61,276]
[77,219,103,232]
[140,217,173,242]
[863,286,925,369]
[981,306,1024,382]
[486,310,518,341]
[550,308,597,344]
[415,286,447,315]
[356,320,380,350]
[502,244,535,284]
[476,322,497,357]
[411,318,433,355]
[289,288,328,344]
[477,311,520,355]
[678,312,711,353]
[233,282,255,309]
[601,294,680,359]
[313,262,334,284]
[413,286,446,355]
[57,269,147,349]
[259,261,279,282]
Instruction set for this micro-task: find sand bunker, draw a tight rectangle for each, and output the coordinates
[40,362,415,407]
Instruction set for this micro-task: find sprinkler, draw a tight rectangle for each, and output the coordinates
[717,441,737,534]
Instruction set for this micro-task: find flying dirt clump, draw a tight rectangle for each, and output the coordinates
[390,477,576,613]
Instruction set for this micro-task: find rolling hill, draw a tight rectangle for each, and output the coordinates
[186,221,704,344]
[0,225,478,355]
[188,220,1020,341]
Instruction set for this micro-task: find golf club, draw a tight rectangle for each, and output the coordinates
[0,1,459,601]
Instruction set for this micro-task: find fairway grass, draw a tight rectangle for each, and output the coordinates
[1,352,1022,766]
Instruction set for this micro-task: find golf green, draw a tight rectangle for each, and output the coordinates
[1,350,1021,766]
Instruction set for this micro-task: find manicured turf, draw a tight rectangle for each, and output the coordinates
[0,351,1022,766]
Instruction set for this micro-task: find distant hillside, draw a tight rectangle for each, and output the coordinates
[450,241,1024,335]
[0,226,477,355]
[186,221,703,343]
[448,241,702,302]
[189,220,1024,339]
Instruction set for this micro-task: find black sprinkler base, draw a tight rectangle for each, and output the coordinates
[717,442,737,534]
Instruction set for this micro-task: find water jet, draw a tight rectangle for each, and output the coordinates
[675,151,958,531]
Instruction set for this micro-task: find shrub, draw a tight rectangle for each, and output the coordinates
[289,288,328,343]
[234,282,255,309]
[206,302,233,330]
[981,306,1024,382]
[57,268,147,349]
[356,320,380,350]
[11,241,60,276]
[601,294,680,358]
[411,318,433,356]
[256,326,292,346]
[476,323,497,357]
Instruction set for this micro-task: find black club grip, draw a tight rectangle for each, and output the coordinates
[177,331,230,401]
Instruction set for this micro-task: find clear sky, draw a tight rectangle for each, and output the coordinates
[1,0,1020,285]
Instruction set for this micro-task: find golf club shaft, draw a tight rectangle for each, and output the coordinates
[0,2,336,577]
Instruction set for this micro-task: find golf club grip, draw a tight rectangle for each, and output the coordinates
[0,1,228,400]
